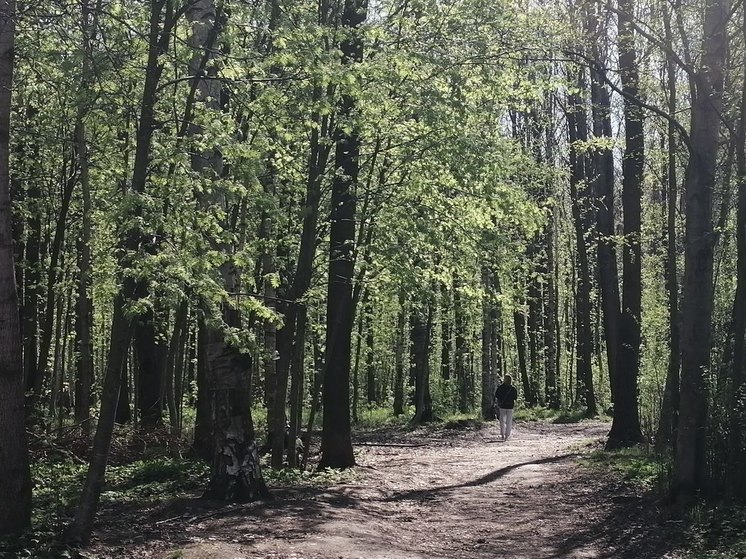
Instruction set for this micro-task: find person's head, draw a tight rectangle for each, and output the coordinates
[504,375,512,385]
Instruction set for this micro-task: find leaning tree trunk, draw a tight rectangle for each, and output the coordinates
[0,0,32,535]
[67,0,180,543]
[608,0,645,447]
[674,0,729,501]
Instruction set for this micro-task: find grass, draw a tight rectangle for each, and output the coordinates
[579,445,667,490]
[513,406,611,424]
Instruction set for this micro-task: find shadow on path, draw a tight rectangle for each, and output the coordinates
[387,453,575,502]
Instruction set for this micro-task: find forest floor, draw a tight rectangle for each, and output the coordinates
[86,420,687,559]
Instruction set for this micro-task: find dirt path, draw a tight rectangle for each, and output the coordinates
[90,421,682,559]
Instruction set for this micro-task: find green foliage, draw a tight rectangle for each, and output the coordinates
[682,506,746,559]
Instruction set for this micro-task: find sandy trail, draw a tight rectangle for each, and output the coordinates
[90,421,679,559]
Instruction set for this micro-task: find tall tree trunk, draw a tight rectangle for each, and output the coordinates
[184,0,267,494]
[411,303,434,425]
[545,208,560,409]
[440,282,451,382]
[674,0,729,501]
[608,0,645,447]
[365,298,375,405]
[725,2,746,500]
[589,22,620,408]
[0,0,32,534]
[74,112,94,432]
[22,117,40,401]
[657,4,681,451]
[514,304,534,406]
[393,292,406,416]
[567,82,597,417]
[454,274,469,412]
[319,0,367,469]
[481,266,494,419]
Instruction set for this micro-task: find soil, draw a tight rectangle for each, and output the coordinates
[86,420,687,559]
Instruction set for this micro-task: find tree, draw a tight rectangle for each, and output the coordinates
[607,0,645,447]
[0,0,32,536]
[674,0,730,500]
[319,0,368,469]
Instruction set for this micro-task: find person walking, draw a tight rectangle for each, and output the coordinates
[494,375,518,440]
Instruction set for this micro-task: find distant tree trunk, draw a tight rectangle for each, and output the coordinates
[193,321,212,460]
[286,304,306,467]
[441,283,451,382]
[22,129,40,400]
[393,292,406,416]
[657,4,681,451]
[514,304,534,406]
[545,208,560,409]
[365,298,375,405]
[481,266,494,419]
[33,161,76,410]
[74,101,94,433]
[454,274,469,412]
[165,299,188,431]
[115,355,132,424]
[0,0,32,534]
[608,0,645,447]
[411,303,434,425]
[674,0,728,501]
[319,0,367,470]
[567,82,597,416]
[135,308,165,427]
[528,254,543,404]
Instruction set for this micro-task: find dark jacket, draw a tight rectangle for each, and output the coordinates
[494,383,518,409]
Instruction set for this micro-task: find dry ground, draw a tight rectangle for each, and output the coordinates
[87,420,686,559]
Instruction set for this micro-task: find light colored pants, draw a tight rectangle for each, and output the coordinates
[498,408,514,440]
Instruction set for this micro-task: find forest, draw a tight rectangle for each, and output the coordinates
[1,0,746,556]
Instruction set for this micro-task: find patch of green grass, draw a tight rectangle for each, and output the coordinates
[101,458,209,503]
[354,405,412,429]
[580,446,666,489]
[262,465,358,487]
[512,406,611,424]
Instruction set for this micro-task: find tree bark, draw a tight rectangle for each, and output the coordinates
[319,0,367,469]
[674,0,729,501]
[608,0,645,446]
[725,1,746,500]
[0,0,32,534]
[411,303,434,425]
[567,81,597,417]
[393,291,406,416]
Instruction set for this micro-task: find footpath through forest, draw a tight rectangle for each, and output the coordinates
[90,421,684,559]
